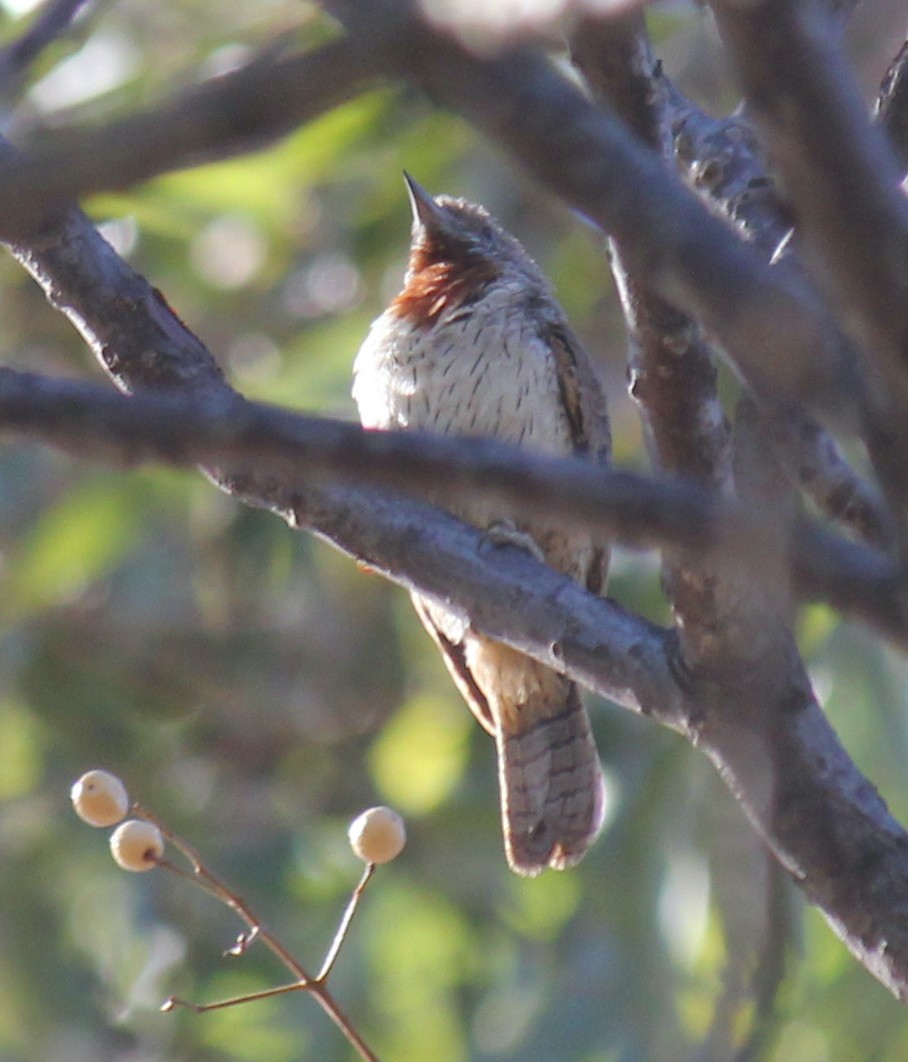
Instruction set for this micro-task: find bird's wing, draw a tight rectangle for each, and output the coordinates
[543,319,612,463]
[541,320,612,595]
[410,593,496,736]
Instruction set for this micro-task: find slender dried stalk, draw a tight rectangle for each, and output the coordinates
[132,802,380,1062]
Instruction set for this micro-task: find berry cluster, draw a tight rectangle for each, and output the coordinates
[70,768,405,1061]
[72,768,406,870]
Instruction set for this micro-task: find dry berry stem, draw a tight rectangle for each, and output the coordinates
[317,862,375,982]
[132,802,379,1061]
[132,802,312,980]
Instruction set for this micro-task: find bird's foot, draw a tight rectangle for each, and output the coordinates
[480,520,546,563]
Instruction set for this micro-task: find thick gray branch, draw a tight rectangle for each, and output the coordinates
[571,15,744,672]
[0,366,904,647]
[667,48,894,551]
[0,4,855,429]
[4,367,908,996]
[3,7,908,997]
[711,0,908,542]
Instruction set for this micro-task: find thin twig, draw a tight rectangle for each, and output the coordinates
[317,863,374,983]
[0,0,93,101]
[164,981,307,1013]
[133,802,313,982]
[131,802,379,1061]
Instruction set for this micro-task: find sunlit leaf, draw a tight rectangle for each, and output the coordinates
[366,879,472,1061]
[4,475,143,620]
[0,700,42,799]
[369,693,471,814]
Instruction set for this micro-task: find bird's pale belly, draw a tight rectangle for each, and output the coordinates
[355,309,595,584]
[357,306,571,455]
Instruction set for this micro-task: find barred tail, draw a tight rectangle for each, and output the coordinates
[497,683,606,876]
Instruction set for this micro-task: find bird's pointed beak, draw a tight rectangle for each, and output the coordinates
[403,172,448,236]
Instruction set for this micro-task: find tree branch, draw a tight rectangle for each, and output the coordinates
[667,44,894,551]
[0,365,905,647]
[668,83,793,260]
[0,368,683,722]
[761,407,894,548]
[7,200,226,394]
[4,3,908,999]
[0,33,384,235]
[710,0,908,542]
[571,14,745,673]
[571,15,732,495]
[0,0,93,101]
[877,38,908,171]
[0,2,856,430]
[4,365,908,996]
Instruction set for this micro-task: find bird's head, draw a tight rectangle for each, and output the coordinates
[396,174,548,324]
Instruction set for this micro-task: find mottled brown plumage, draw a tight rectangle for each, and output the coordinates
[353,175,612,874]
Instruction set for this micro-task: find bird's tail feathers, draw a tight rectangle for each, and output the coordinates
[497,683,605,876]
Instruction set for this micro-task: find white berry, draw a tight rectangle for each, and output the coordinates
[109,819,164,872]
[348,806,406,864]
[71,769,129,827]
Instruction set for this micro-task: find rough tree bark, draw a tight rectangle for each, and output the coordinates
[1,0,908,1008]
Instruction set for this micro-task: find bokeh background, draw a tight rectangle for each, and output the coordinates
[2,1,908,1059]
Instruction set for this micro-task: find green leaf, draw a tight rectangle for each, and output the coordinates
[4,474,143,621]
[369,693,470,814]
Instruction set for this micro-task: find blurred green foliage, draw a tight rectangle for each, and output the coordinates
[1,1,908,1060]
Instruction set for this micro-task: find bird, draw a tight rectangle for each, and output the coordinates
[353,174,611,875]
